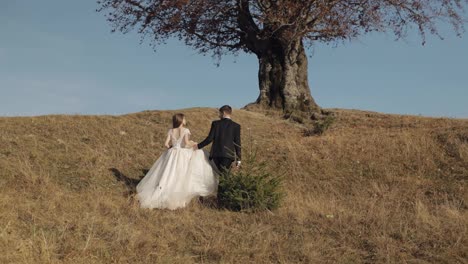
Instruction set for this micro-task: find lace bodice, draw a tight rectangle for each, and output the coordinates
[168,128,191,148]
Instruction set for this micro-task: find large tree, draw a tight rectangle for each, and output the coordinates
[97,0,466,113]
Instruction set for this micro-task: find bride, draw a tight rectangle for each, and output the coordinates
[136,113,218,210]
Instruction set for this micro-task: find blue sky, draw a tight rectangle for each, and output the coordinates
[1,0,467,118]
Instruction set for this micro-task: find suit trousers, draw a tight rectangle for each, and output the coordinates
[212,157,233,173]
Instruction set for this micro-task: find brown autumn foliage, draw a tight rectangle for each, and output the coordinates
[97,1,467,112]
[0,107,467,263]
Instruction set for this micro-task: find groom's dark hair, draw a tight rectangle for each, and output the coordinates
[219,105,232,115]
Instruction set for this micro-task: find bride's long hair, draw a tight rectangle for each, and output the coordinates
[172,113,185,128]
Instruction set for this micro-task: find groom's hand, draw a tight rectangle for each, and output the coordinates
[193,145,198,150]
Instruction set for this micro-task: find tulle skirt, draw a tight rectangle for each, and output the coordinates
[136,148,217,210]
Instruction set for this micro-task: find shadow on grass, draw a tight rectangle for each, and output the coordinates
[109,168,145,196]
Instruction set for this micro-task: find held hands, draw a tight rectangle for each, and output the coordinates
[183,140,197,149]
[187,140,198,150]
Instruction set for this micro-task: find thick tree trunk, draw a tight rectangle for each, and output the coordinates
[255,40,319,113]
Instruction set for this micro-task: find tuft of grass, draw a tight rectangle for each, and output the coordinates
[283,111,306,124]
[304,115,336,136]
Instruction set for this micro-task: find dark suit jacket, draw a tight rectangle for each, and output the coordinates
[197,118,241,160]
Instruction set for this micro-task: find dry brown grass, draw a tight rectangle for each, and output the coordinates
[1,107,467,263]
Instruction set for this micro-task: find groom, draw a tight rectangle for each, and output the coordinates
[194,105,241,172]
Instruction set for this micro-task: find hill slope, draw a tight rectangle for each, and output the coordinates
[0,108,467,263]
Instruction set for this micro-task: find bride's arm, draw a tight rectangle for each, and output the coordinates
[164,133,171,149]
[184,133,192,146]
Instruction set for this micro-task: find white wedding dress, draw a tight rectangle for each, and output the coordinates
[136,128,218,210]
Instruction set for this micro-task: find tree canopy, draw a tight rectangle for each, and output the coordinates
[98,0,466,58]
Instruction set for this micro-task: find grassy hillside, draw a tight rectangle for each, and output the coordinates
[0,108,467,263]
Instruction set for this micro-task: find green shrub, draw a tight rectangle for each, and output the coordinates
[217,140,284,212]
